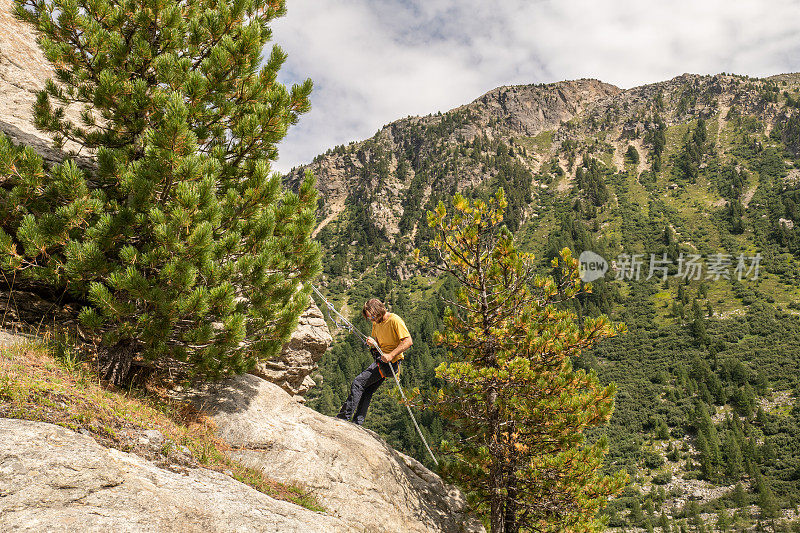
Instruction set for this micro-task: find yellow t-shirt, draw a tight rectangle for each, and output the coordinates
[371,313,411,361]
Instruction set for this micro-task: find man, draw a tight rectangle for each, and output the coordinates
[336,298,413,426]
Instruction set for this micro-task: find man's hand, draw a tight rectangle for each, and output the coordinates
[381,336,412,365]
[366,337,390,362]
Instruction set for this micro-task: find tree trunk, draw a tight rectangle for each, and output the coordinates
[504,471,518,533]
[480,224,506,532]
[488,386,505,533]
[504,419,519,533]
[98,339,138,386]
[490,464,504,533]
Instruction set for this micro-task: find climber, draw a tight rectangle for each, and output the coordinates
[336,298,412,425]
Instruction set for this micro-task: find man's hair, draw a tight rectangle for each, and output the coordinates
[363,298,387,319]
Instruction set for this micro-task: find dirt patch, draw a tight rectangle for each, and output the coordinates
[741,185,757,208]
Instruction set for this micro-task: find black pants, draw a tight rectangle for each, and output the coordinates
[337,361,397,425]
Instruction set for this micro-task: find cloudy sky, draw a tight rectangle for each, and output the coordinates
[270,0,800,173]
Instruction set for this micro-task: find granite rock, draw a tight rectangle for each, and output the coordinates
[251,302,332,400]
[0,418,350,532]
[184,373,485,533]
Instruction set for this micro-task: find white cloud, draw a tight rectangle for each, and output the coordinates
[269,0,800,172]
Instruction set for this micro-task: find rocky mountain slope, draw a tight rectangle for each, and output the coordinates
[286,72,796,253]
[289,78,620,241]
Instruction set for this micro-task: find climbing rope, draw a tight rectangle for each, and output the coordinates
[309,284,368,342]
[384,347,439,466]
[309,283,439,466]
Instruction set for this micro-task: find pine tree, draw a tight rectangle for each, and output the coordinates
[659,510,670,532]
[757,479,781,521]
[723,431,745,480]
[645,114,666,172]
[716,508,731,532]
[732,482,748,509]
[1,0,319,382]
[687,500,703,532]
[693,402,721,477]
[625,145,640,165]
[414,189,628,532]
[656,419,670,440]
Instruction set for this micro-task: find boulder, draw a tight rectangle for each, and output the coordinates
[0,328,27,347]
[0,418,350,532]
[183,374,485,533]
[251,302,331,400]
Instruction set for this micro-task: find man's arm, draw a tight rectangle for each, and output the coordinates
[381,336,412,363]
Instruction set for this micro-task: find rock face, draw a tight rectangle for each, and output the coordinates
[251,302,331,400]
[0,418,350,532]
[474,79,621,136]
[0,0,54,156]
[0,0,84,164]
[184,374,485,533]
[0,328,27,347]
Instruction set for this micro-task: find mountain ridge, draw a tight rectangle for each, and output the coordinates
[287,70,799,274]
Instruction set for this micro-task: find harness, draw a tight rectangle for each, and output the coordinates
[370,346,400,379]
[311,284,438,466]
